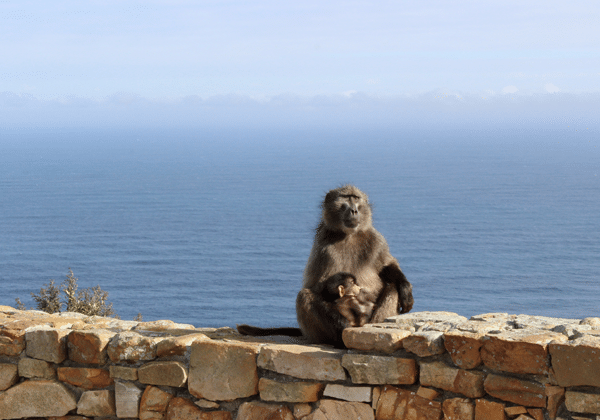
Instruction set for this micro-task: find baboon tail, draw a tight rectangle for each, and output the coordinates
[236,324,303,337]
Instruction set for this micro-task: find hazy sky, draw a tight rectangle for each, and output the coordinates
[1,0,599,129]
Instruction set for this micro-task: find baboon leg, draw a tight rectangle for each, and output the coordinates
[379,264,414,314]
[296,288,345,347]
[370,282,399,323]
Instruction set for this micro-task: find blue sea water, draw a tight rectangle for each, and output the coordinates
[1,126,599,327]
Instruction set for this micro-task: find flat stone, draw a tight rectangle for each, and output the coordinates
[0,363,18,391]
[549,336,600,387]
[375,385,442,420]
[115,381,143,418]
[484,374,546,408]
[189,340,259,401]
[342,354,417,385]
[166,397,233,420]
[402,331,446,357]
[419,361,485,398]
[258,344,346,381]
[134,319,196,332]
[26,327,70,363]
[565,391,600,415]
[444,331,484,369]
[474,399,505,420]
[513,315,579,330]
[527,408,543,420]
[237,401,294,420]
[306,399,375,420]
[107,331,159,362]
[416,386,439,400]
[386,311,468,326]
[323,384,372,402]
[259,378,323,402]
[156,333,209,357]
[481,329,566,375]
[77,390,116,417]
[140,385,174,420]
[442,397,475,420]
[57,367,113,389]
[0,379,77,418]
[110,365,138,381]
[139,361,188,387]
[342,326,410,353]
[504,406,528,416]
[68,329,116,364]
[18,357,56,379]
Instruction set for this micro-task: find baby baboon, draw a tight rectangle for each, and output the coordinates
[237,185,414,347]
[318,272,376,329]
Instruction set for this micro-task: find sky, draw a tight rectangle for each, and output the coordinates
[1,0,599,129]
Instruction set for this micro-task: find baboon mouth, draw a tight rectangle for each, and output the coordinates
[344,220,359,229]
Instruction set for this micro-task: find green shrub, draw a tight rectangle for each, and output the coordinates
[17,269,116,317]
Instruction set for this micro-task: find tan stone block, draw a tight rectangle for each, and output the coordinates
[481,330,565,375]
[546,385,565,420]
[305,399,374,420]
[26,327,70,363]
[342,326,410,353]
[416,386,439,400]
[475,399,505,420]
[135,319,196,332]
[0,363,18,391]
[443,398,474,420]
[294,403,313,419]
[419,361,485,398]
[386,311,468,326]
[140,385,174,420]
[156,333,209,357]
[167,397,233,420]
[259,378,323,402]
[484,374,546,408]
[549,336,600,387]
[504,406,527,416]
[323,384,372,402]
[58,367,113,390]
[18,357,56,379]
[0,379,77,418]
[375,385,442,420]
[68,329,116,364]
[139,361,188,387]
[77,390,116,417]
[444,331,483,369]
[403,331,446,357]
[513,416,534,420]
[195,399,220,409]
[107,331,159,362]
[110,365,138,381]
[47,416,93,420]
[115,381,143,418]
[342,354,417,385]
[189,340,259,401]
[565,391,600,415]
[258,344,346,381]
[526,408,543,420]
[372,387,381,410]
[0,327,26,356]
[237,401,294,420]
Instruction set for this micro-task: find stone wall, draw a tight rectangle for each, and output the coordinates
[2,306,600,420]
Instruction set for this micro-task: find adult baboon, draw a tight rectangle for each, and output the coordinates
[237,185,413,347]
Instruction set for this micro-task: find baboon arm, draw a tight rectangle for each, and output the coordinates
[379,263,414,314]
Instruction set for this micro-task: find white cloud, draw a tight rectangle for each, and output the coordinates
[502,85,519,94]
[545,83,561,93]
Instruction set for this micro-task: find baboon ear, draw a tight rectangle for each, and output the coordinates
[338,285,346,297]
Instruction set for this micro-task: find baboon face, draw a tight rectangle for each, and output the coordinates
[322,185,372,232]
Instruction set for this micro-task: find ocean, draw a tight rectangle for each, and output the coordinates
[1,126,598,327]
